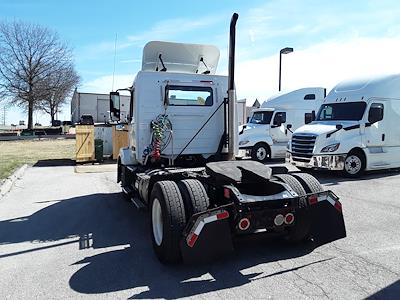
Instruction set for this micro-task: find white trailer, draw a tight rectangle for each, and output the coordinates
[238,88,325,162]
[287,74,400,177]
[71,91,130,124]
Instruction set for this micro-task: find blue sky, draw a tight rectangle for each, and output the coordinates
[1,0,400,124]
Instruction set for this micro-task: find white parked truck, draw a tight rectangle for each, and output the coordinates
[111,13,346,263]
[238,88,325,162]
[286,74,400,177]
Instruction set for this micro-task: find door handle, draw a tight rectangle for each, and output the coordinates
[382,134,385,141]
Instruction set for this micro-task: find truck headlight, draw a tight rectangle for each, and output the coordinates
[321,143,340,152]
[239,140,249,146]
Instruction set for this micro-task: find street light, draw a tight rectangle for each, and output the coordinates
[279,47,294,91]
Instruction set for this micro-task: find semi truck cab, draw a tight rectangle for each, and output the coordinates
[109,14,346,264]
[239,88,325,162]
[287,74,400,177]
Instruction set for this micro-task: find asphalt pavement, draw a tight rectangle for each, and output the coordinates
[0,161,399,299]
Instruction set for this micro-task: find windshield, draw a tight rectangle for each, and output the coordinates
[316,102,367,121]
[250,111,273,124]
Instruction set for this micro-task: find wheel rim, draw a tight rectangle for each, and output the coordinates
[152,198,163,246]
[256,147,267,161]
[345,155,362,175]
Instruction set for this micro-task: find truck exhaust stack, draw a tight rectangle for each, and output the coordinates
[227,13,239,160]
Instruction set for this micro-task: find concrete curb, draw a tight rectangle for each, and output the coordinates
[0,164,28,199]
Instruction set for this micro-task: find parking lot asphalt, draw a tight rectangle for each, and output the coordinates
[0,162,399,299]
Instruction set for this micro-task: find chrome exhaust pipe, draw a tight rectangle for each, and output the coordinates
[227,13,238,160]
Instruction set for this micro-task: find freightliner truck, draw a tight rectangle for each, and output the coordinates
[287,74,400,177]
[239,88,325,162]
[110,13,346,263]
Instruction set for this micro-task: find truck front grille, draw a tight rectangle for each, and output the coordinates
[291,134,316,163]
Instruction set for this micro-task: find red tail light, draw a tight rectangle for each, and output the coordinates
[238,218,250,230]
[224,188,230,198]
[308,195,318,205]
[284,213,294,224]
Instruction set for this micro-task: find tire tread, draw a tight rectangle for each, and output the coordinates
[151,180,186,263]
[291,173,324,194]
[179,179,209,217]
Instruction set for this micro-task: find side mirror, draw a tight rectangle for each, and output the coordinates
[336,124,343,130]
[273,112,286,126]
[246,116,250,123]
[110,92,121,121]
[287,124,292,129]
[368,104,384,124]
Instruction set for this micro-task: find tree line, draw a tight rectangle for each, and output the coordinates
[0,21,80,128]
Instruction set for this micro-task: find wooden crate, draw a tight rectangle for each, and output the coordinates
[75,125,95,162]
[112,125,129,159]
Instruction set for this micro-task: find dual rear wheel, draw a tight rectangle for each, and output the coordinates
[150,179,209,263]
[149,173,324,262]
[273,173,323,242]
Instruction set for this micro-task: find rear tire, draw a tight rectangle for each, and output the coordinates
[150,181,186,263]
[251,143,271,163]
[273,174,306,198]
[291,173,324,194]
[178,179,210,220]
[273,174,311,242]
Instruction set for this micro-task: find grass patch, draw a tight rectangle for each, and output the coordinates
[0,138,75,180]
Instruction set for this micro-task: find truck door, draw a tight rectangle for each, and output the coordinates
[270,111,289,157]
[363,102,386,148]
[270,111,288,143]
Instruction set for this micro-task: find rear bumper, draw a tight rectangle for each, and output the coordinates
[180,190,346,263]
[286,152,346,170]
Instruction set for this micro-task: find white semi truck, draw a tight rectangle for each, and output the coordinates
[287,74,400,177]
[110,13,346,263]
[238,88,325,162]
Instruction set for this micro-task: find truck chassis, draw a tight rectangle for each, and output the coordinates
[119,160,346,263]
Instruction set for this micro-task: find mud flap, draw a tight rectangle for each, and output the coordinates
[306,193,346,246]
[180,217,234,264]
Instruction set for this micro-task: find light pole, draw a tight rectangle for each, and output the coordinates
[279,47,293,91]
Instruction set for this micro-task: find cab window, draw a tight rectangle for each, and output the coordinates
[250,111,273,124]
[166,85,213,106]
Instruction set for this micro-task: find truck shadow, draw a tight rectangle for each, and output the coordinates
[365,279,400,300]
[33,159,75,167]
[0,192,324,299]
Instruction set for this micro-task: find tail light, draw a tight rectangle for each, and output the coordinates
[284,213,295,224]
[238,218,250,230]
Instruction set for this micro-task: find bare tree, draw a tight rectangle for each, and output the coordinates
[0,21,78,129]
[39,64,80,124]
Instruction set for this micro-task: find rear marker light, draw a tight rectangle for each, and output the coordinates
[274,214,284,226]
[217,211,230,220]
[308,195,318,205]
[224,188,230,198]
[238,218,250,230]
[284,213,295,225]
